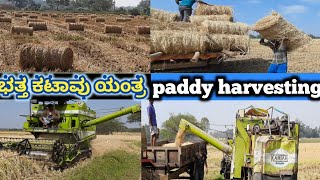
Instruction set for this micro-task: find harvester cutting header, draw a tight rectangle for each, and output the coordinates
[0,99,141,168]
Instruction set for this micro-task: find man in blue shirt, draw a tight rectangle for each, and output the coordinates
[176,0,197,22]
[147,99,158,146]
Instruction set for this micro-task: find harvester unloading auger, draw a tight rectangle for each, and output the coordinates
[176,106,299,180]
[0,99,141,168]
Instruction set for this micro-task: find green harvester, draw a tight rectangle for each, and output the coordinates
[0,99,141,168]
[178,106,299,180]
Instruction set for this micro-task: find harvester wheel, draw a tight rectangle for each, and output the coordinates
[17,139,32,155]
[52,138,67,165]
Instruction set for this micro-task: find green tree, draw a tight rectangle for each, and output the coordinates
[96,118,127,135]
[90,0,113,11]
[137,0,150,15]
[200,117,210,133]
[127,112,141,123]
[46,0,70,10]
[8,0,36,8]
[128,7,140,16]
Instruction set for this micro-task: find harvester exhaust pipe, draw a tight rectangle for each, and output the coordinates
[179,119,232,154]
[82,104,141,127]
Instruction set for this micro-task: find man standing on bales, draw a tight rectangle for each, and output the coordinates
[175,0,197,22]
[260,38,288,73]
[148,99,158,146]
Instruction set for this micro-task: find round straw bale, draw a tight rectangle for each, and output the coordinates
[105,25,122,34]
[136,26,150,35]
[116,18,131,22]
[29,15,38,19]
[194,2,233,16]
[201,20,250,35]
[11,26,33,36]
[252,11,312,51]
[0,17,12,23]
[28,22,47,31]
[65,18,76,23]
[14,13,23,17]
[151,8,179,22]
[78,17,89,22]
[95,17,105,22]
[190,15,233,25]
[41,13,49,16]
[68,23,84,31]
[19,44,73,70]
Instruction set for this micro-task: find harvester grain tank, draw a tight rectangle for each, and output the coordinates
[0,99,141,168]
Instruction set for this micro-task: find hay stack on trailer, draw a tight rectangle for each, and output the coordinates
[19,44,73,71]
[105,25,122,34]
[252,11,312,51]
[201,21,250,35]
[194,2,233,15]
[11,26,33,36]
[68,23,84,31]
[190,14,233,25]
[28,22,47,31]
[151,8,179,22]
[0,17,12,23]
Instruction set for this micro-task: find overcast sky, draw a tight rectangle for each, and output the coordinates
[152,0,320,36]
[115,0,141,7]
[141,100,320,132]
[0,100,140,129]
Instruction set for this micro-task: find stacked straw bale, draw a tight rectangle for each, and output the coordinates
[201,20,250,35]
[190,15,233,25]
[68,23,84,31]
[95,17,105,22]
[11,26,33,36]
[151,8,179,22]
[136,26,150,35]
[28,22,47,31]
[207,34,250,52]
[105,25,122,34]
[194,2,233,15]
[65,18,76,23]
[252,12,312,51]
[19,44,73,71]
[0,17,12,23]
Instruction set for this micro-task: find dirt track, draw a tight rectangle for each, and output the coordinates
[0,12,150,72]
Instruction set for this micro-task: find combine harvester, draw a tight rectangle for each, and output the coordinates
[0,99,141,168]
[142,106,299,180]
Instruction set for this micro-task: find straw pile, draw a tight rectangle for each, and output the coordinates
[11,26,33,36]
[65,18,76,23]
[201,20,250,35]
[190,14,233,25]
[105,25,122,34]
[252,11,312,51]
[95,17,105,22]
[28,22,47,31]
[151,8,179,22]
[194,2,233,15]
[0,17,11,23]
[68,23,84,31]
[116,18,131,22]
[136,26,150,35]
[19,44,73,70]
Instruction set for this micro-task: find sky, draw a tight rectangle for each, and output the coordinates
[152,0,320,36]
[115,0,141,7]
[141,100,320,132]
[0,100,140,129]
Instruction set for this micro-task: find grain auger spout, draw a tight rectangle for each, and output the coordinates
[82,104,141,127]
[178,119,232,154]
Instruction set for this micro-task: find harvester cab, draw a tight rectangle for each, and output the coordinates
[0,99,141,168]
[177,106,299,180]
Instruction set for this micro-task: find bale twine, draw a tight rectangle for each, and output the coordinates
[65,18,76,23]
[11,26,33,36]
[194,2,233,16]
[0,17,12,23]
[19,44,73,71]
[29,15,38,19]
[105,25,122,34]
[201,20,250,35]
[28,22,47,31]
[116,18,131,22]
[95,17,105,22]
[252,12,312,51]
[68,23,84,31]
[151,30,209,54]
[151,8,179,22]
[14,13,23,17]
[78,17,89,22]
[190,15,233,25]
[136,26,150,35]
[41,13,49,16]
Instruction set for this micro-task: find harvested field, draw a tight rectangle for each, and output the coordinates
[0,11,149,72]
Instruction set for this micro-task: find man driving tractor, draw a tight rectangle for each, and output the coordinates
[40,104,60,128]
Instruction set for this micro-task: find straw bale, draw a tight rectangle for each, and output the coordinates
[194,2,233,15]
[28,22,47,31]
[136,26,150,35]
[29,15,38,19]
[105,25,122,34]
[151,18,198,31]
[14,13,23,17]
[41,13,49,16]
[116,18,131,22]
[190,15,233,25]
[201,20,250,35]
[65,18,76,23]
[68,23,84,31]
[151,8,179,22]
[95,17,105,22]
[11,26,33,36]
[207,34,250,52]
[78,16,89,22]
[0,17,12,23]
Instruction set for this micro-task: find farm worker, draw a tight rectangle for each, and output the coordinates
[259,38,288,73]
[148,98,158,146]
[175,0,197,22]
[40,104,60,128]
[195,145,208,180]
